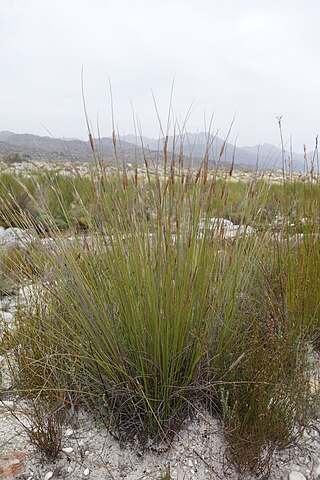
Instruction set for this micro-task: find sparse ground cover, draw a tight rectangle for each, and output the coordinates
[0,142,319,479]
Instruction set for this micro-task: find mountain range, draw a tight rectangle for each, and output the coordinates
[0,130,310,172]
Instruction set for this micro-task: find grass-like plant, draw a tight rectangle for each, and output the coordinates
[0,129,319,475]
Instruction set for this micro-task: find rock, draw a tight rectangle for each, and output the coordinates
[83,468,90,476]
[289,472,307,480]
[65,428,74,437]
[62,447,73,454]
[199,217,254,239]
[17,284,40,308]
[314,462,320,477]
[0,400,15,411]
[290,465,302,473]
[0,227,34,250]
[0,297,13,311]
[44,472,53,480]
[0,357,13,390]
[0,311,13,323]
[0,451,28,479]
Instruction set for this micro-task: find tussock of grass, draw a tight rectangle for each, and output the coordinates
[0,131,319,475]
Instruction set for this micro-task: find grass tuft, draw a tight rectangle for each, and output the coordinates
[0,129,319,473]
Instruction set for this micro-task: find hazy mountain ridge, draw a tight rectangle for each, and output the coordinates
[120,132,306,171]
[0,131,138,163]
[0,130,307,171]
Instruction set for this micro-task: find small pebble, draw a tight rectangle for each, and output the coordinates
[0,400,15,410]
[83,468,90,476]
[0,298,12,310]
[0,311,13,322]
[62,447,73,454]
[290,465,302,472]
[44,472,53,480]
[289,472,307,480]
[65,428,74,436]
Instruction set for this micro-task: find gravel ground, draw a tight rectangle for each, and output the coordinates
[0,400,320,480]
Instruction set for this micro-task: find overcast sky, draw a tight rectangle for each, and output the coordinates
[1,0,320,149]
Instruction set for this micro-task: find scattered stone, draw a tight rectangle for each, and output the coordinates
[0,452,28,479]
[18,284,38,304]
[0,400,15,411]
[0,311,13,323]
[44,471,54,480]
[0,297,13,311]
[314,462,320,477]
[289,472,307,480]
[199,217,254,239]
[0,356,13,390]
[62,447,74,454]
[0,227,34,250]
[83,468,90,476]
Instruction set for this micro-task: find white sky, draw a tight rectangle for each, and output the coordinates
[1,0,320,149]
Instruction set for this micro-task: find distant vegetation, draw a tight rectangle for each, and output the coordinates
[0,137,319,476]
[0,171,94,231]
[0,168,318,234]
[2,153,29,165]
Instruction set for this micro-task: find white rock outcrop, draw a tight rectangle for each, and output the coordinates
[199,218,254,239]
[0,227,34,250]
